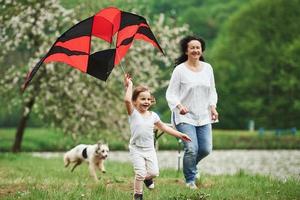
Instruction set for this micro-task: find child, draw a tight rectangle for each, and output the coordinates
[124,74,191,200]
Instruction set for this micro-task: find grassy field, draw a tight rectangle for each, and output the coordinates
[0,153,299,200]
[1,128,300,152]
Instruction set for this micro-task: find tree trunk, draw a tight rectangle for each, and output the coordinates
[12,98,35,153]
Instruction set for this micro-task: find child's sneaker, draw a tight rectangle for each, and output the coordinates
[133,193,143,200]
[144,179,155,189]
[186,182,198,189]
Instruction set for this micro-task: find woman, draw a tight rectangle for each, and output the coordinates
[166,35,218,189]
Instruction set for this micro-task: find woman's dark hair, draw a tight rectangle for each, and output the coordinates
[174,36,206,66]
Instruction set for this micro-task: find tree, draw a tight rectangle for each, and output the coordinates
[210,0,300,129]
[0,0,190,151]
[145,0,250,45]
[0,0,74,152]
[180,0,250,44]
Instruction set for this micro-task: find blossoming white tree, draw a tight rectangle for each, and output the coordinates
[0,0,75,152]
[0,0,189,152]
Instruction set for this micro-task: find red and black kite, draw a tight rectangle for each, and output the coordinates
[22,7,164,91]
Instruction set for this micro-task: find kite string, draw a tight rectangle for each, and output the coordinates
[118,56,126,75]
[112,36,127,76]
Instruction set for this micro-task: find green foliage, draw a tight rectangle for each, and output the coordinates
[0,105,43,127]
[146,0,249,45]
[0,153,299,200]
[61,0,152,19]
[2,0,299,132]
[0,0,189,143]
[180,0,250,43]
[0,0,76,128]
[211,0,300,129]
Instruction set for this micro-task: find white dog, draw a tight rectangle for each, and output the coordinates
[64,142,109,181]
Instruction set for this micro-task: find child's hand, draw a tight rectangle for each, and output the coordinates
[124,73,132,88]
[181,134,191,142]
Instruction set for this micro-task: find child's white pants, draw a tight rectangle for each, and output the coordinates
[129,146,159,194]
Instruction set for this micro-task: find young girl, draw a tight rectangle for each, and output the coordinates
[124,74,191,200]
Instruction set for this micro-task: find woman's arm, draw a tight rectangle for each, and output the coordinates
[210,105,219,121]
[124,74,134,115]
[209,66,218,121]
[155,121,191,142]
[166,68,182,111]
[166,67,189,115]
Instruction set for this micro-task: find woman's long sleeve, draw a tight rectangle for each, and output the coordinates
[166,68,181,111]
[209,67,218,107]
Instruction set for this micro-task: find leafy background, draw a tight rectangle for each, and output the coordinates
[1,0,299,143]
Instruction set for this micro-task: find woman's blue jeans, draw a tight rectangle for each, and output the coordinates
[175,123,212,184]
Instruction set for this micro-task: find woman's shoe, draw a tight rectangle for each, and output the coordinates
[186,182,198,189]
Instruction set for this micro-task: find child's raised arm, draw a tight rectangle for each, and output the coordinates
[155,121,191,142]
[124,73,134,115]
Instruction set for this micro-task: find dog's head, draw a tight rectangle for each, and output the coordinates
[95,143,109,159]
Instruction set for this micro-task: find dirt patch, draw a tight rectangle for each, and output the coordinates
[199,180,215,188]
[104,178,133,192]
[0,183,28,198]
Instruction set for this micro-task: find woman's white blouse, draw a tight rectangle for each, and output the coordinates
[166,62,218,126]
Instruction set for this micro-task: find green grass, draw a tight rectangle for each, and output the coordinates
[1,128,300,152]
[0,153,299,200]
[0,128,127,152]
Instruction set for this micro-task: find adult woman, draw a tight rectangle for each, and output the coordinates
[166,36,218,189]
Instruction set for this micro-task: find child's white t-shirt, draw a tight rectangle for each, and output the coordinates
[129,109,160,150]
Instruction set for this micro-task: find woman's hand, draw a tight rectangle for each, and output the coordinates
[210,106,219,121]
[177,104,189,115]
[180,133,192,142]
